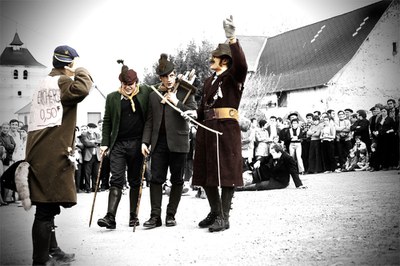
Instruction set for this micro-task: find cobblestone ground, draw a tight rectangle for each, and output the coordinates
[1,170,399,266]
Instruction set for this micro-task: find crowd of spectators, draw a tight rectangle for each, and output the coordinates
[1,98,399,204]
[0,119,28,205]
[240,98,400,179]
[0,119,109,207]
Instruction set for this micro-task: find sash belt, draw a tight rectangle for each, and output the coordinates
[204,108,239,121]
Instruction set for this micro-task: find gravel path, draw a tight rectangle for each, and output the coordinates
[1,170,399,266]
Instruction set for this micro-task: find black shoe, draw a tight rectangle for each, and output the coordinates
[129,213,140,227]
[165,215,176,227]
[209,215,226,232]
[198,212,218,228]
[32,256,59,266]
[49,246,75,263]
[224,219,230,230]
[143,216,162,229]
[97,213,116,229]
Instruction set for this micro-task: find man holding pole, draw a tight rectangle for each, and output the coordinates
[97,61,152,229]
[182,16,248,232]
[141,54,197,229]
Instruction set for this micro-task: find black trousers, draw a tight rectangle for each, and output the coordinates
[83,156,99,190]
[150,135,186,185]
[301,139,310,172]
[321,140,336,171]
[100,155,111,189]
[336,139,352,168]
[35,203,61,222]
[109,139,143,189]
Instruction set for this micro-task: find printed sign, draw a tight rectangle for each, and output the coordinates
[28,76,63,132]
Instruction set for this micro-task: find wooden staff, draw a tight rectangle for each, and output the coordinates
[89,151,106,227]
[150,86,222,135]
[133,155,148,232]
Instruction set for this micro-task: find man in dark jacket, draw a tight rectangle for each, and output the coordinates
[97,61,152,229]
[350,110,371,153]
[141,54,197,228]
[80,123,101,193]
[236,144,307,191]
[182,16,248,232]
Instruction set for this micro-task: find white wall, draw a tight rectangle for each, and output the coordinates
[0,66,47,123]
[272,2,399,116]
[76,85,106,127]
[327,1,400,110]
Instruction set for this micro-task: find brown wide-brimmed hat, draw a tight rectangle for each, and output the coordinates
[211,43,232,58]
[156,53,175,76]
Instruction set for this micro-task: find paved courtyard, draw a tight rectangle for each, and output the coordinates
[1,170,399,266]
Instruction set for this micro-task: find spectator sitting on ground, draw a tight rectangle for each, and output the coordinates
[254,119,269,161]
[343,135,367,172]
[354,149,369,171]
[343,149,358,172]
[236,144,306,191]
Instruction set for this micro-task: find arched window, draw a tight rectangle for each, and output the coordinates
[13,69,18,79]
[23,70,28,79]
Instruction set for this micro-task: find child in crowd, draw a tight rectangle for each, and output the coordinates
[354,149,369,171]
[240,117,255,171]
[272,135,286,151]
[343,136,368,171]
[367,142,379,171]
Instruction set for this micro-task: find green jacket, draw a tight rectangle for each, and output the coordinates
[101,84,152,150]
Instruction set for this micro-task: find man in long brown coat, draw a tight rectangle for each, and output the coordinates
[25,45,92,265]
[183,16,248,232]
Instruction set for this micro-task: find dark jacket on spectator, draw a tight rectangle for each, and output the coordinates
[259,152,303,188]
[0,133,15,166]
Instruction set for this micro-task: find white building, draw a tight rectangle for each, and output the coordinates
[240,0,399,119]
[0,32,46,124]
[0,33,105,127]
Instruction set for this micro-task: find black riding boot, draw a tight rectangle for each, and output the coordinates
[32,219,53,265]
[129,187,140,227]
[143,183,162,228]
[221,187,234,230]
[49,223,75,263]
[165,184,183,226]
[199,186,223,229]
[97,186,122,229]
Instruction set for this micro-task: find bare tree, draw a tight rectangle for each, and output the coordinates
[239,70,280,120]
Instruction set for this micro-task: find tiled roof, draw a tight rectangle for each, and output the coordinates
[237,35,267,72]
[0,33,46,67]
[257,0,392,93]
[0,47,46,67]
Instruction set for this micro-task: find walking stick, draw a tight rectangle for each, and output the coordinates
[89,151,106,227]
[133,155,149,232]
[150,86,222,135]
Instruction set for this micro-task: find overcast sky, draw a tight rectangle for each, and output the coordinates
[1,0,380,93]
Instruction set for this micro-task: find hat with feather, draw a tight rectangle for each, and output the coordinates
[118,59,138,85]
[156,53,175,76]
